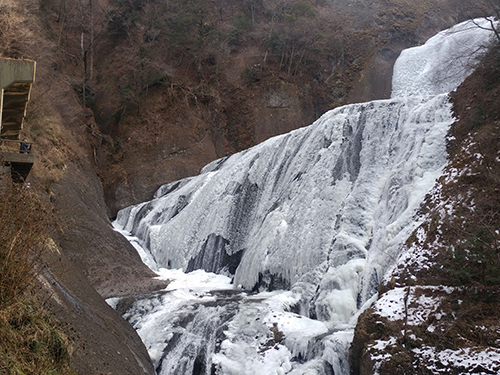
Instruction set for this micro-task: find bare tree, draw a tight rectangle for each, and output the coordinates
[74,0,113,107]
[471,18,500,43]
[472,0,500,43]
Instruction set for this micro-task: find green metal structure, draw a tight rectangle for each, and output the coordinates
[0,58,36,182]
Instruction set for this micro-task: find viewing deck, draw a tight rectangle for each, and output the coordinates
[0,58,36,181]
[0,139,34,182]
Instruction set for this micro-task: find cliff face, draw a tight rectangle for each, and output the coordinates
[350,43,500,375]
[74,0,490,216]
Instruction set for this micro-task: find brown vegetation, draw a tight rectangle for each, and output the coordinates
[0,177,72,374]
[0,0,38,58]
[35,0,493,215]
[0,180,52,307]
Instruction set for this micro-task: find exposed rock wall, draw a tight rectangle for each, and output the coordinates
[26,85,160,374]
[86,0,491,216]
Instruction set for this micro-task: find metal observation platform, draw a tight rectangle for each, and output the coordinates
[0,58,36,182]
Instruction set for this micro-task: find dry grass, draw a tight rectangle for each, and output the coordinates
[0,301,72,374]
[0,0,38,58]
[0,178,54,307]
[0,177,73,374]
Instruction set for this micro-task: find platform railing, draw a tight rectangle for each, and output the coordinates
[0,138,32,154]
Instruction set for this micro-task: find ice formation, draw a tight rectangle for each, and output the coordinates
[112,19,495,375]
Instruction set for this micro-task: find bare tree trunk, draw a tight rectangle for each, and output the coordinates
[402,286,411,347]
[287,44,295,77]
[293,47,306,76]
[57,0,67,45]
[58,16,66,46]
[218,1,223,21]
[81,31,86,108]
[250,1,255,26]
[90,0,94,80]
[57,0,66,23]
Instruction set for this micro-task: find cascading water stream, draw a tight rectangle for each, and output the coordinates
[110,19,495,375]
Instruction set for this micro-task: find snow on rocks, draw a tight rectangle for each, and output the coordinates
[372,286,447,325]
[412,346,500,374]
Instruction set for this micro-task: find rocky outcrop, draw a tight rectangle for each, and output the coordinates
[350,43,500,375]
[29,113,163,373]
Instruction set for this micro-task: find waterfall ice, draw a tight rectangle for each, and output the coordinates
[112,19,495,375]
[391,17,495,98]
[118,95,451,293]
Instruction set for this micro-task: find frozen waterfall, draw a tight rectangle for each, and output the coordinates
[111,19,495,375]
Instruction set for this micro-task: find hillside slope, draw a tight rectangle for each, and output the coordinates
[1,1,159,373]
[43,0,493,215]
[350,41,500,375]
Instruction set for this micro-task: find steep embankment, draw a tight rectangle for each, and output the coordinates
[350,39,500,375]
[1,1,160,373]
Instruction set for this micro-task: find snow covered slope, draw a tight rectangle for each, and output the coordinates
[113,19,495,375]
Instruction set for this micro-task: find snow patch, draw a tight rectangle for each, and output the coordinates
[413,346,500,374]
